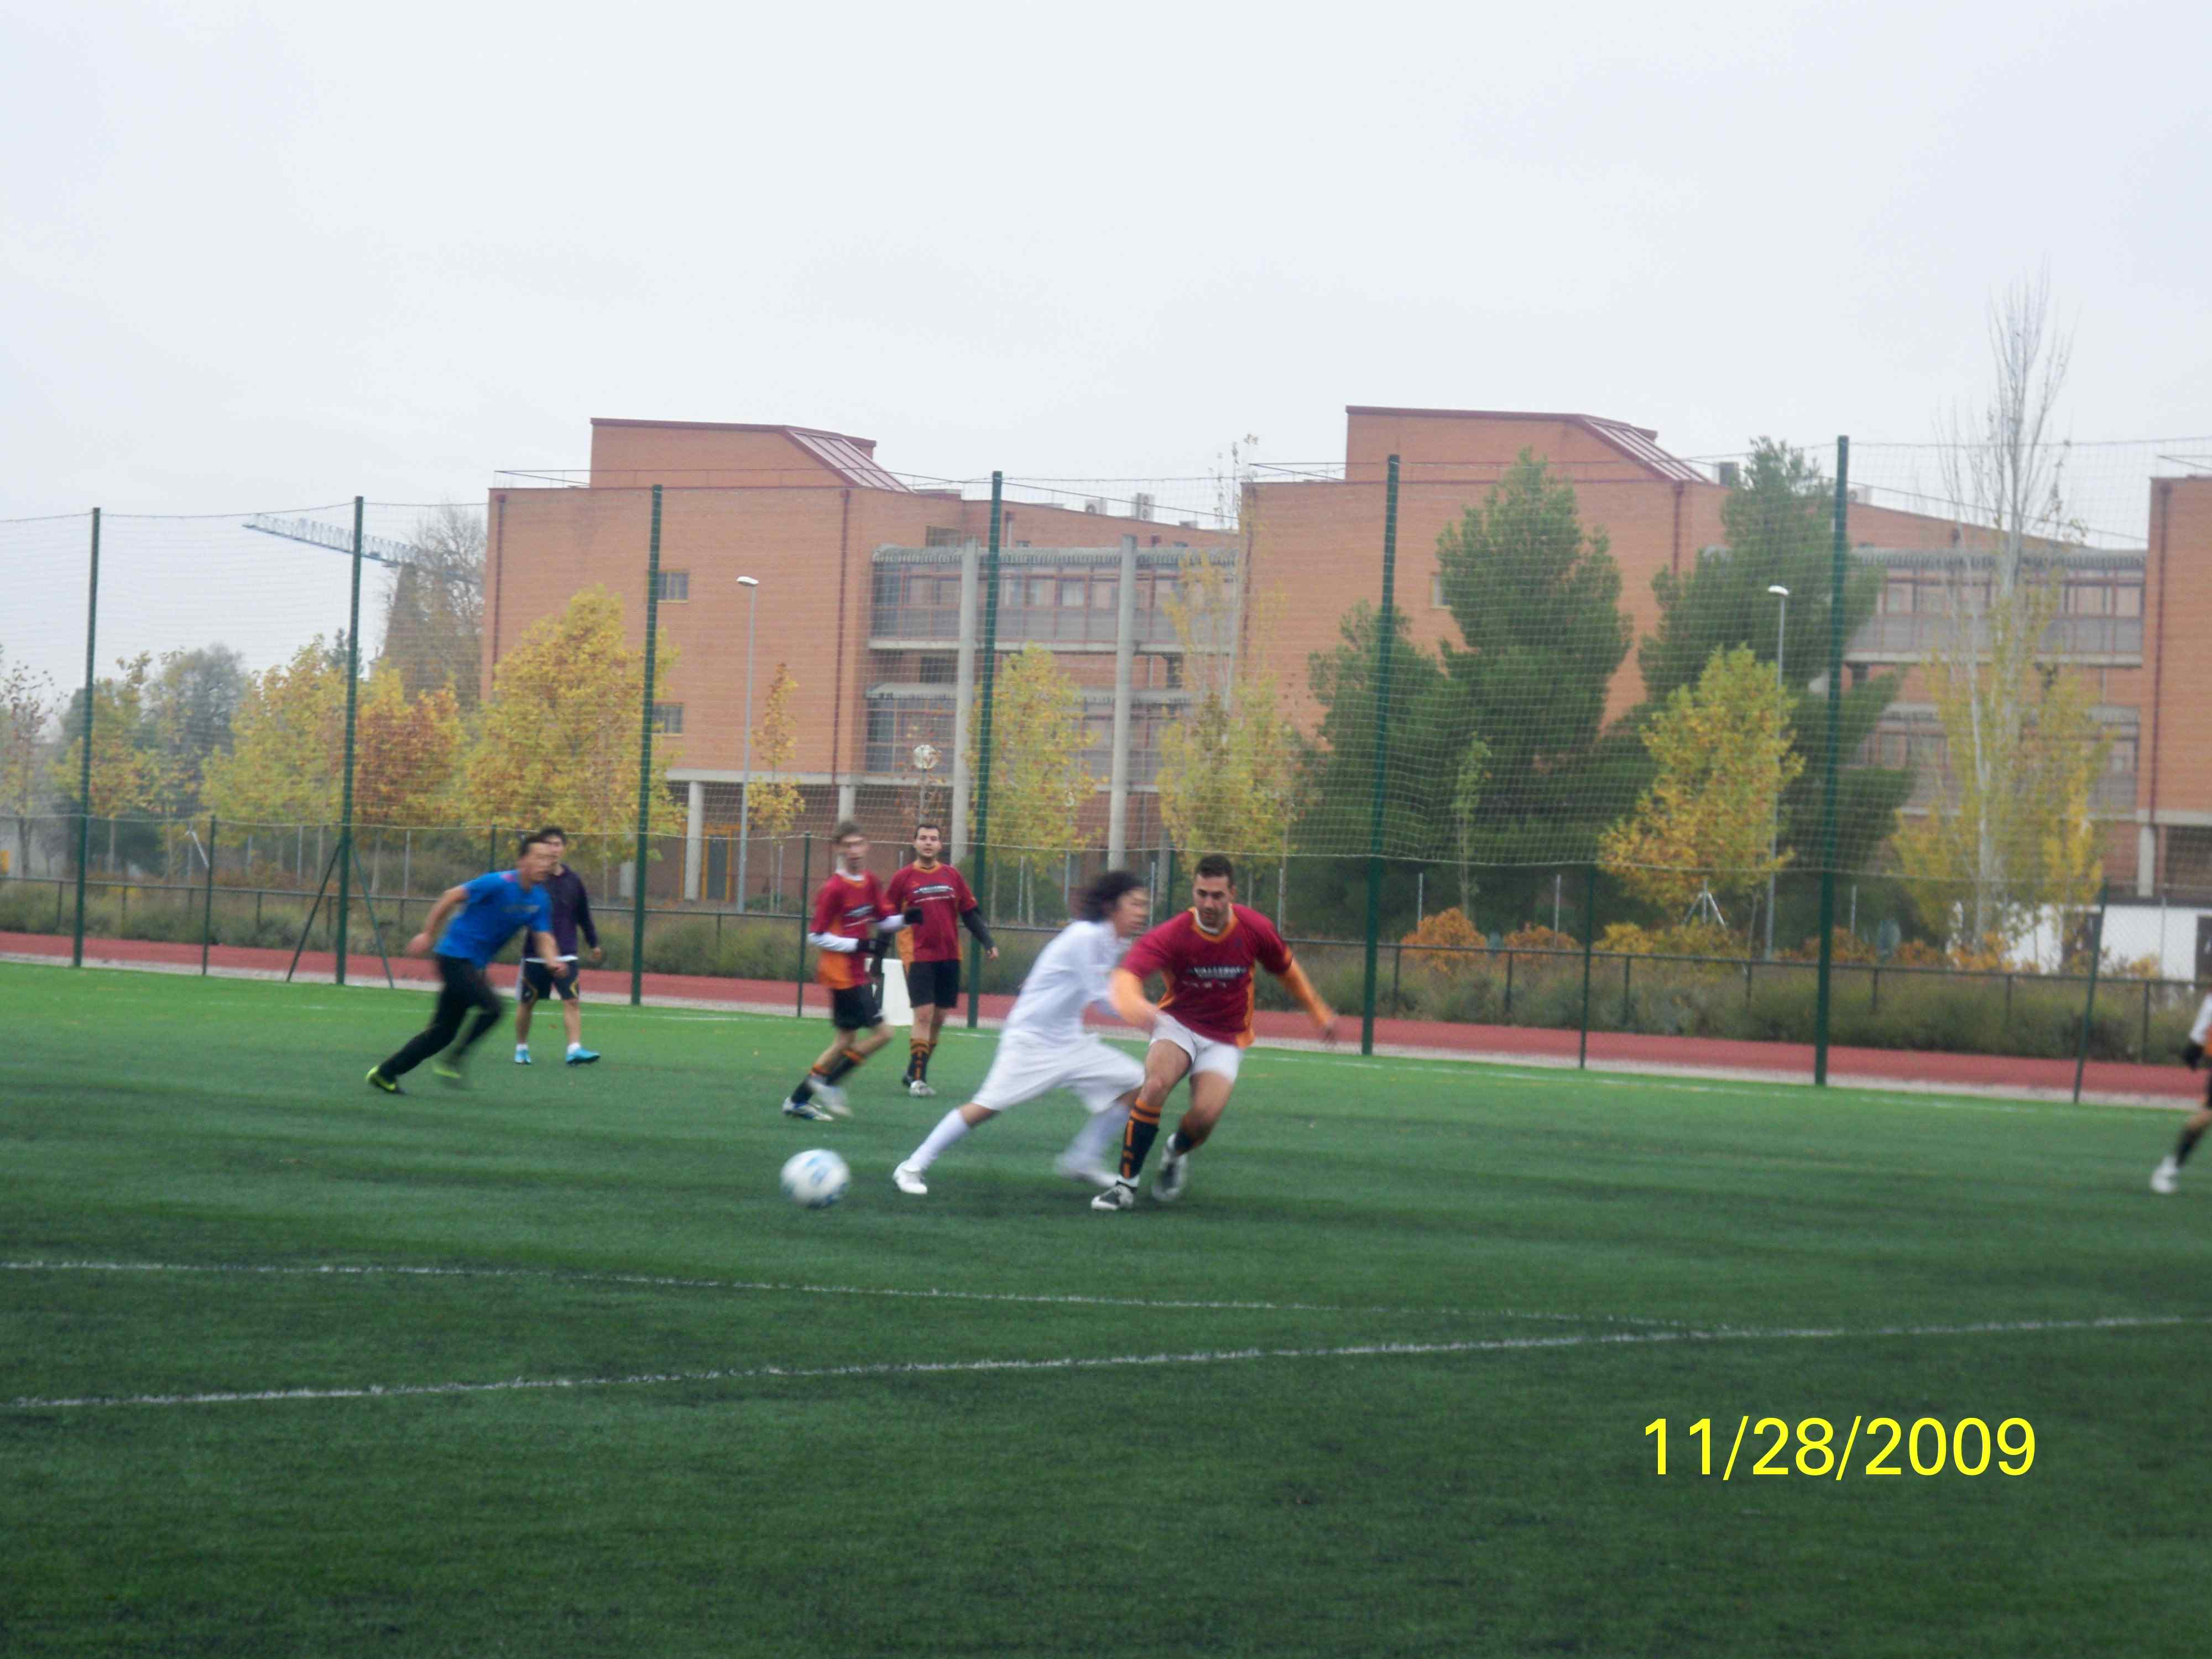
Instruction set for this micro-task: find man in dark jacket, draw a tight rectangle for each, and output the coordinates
[514,826,604,1066]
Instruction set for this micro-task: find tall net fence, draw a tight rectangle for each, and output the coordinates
[6,430,2210,1096]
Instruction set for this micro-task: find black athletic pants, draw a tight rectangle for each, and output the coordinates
[380,954,504,1078]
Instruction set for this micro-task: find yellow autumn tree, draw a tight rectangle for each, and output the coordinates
[745,662,802,838]
[1599,644,1804,919]
[352,665,465,826]
[979,644,1094,921]
[1154,552,1300,863]
[455,586,679,841]
[50,653,161,821]
[200,640,347,826]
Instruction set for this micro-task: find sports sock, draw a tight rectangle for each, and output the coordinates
[821,1046,866,1085]
[1162,1129,1188,1159]
[566,1041,582,1056]
[790,1067,825,1104]
[1120,1095,1162,1180]
[2176,1123,2206,1166]
[913,1039,933,1081]
[908,1108,971,1172]
[1065,1103,1129,1168]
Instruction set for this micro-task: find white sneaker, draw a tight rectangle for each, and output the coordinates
[1090,1180,1136,1212]
[1054,1154,1119,1190]
[893,1161,928,1196]
[906,1079,937,1098]
[782,1097,834,1123]
[2152,1155,2180,1195]
[514,1047,531,1065]
[1154,1137,1188,1204]
[811,1082,850,1118]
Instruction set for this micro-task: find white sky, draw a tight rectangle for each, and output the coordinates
[4,0,2209,684]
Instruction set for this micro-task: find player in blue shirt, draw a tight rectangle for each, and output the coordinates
[366,830,568,1094]
[513,826,603,1067]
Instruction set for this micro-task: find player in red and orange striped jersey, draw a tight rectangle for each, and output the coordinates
[780,820,917,1123]
[1099,852,1337,1210]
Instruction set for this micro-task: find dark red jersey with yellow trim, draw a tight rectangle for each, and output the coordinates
[811,870,895,990]
[885,862,976,964]
[1121,903,1294,1047]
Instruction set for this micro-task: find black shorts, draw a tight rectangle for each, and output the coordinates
[831,983,883,1031]
[518,959,579,1003]
[907,957,961,1009]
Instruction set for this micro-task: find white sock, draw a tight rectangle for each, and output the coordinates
[567,1041,582,1055]
[1065,1102,1130,1168]
[516,1043,529,1055]
[909,1108,972,1172]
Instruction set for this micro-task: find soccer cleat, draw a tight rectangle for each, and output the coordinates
[906,1078,937,1098]
[431,1055,467,1087]
[1053,1154,1119,1190]
[782,1097,835,1123]
[892,1161,928,1196]
[514,1047,532,1065]
[811,1081,851,1119]
[1153,1138,1189,1204]
[2152,1155,2180,1196]
[565,1047,601,1066]
[365,1067,403,1096]
[1090,1180,1137,1212]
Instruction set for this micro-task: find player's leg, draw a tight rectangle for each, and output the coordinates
[513,963,539,1061]
[2152,1095,2212,1192]
[905,993,938,1088]
[784,989,879,1119]
[446,965,505,1067]
[1095,1036,1193,1209]
[559,971,597,1064]
[373,959,474,1087]
[898,1031,1058,1193]
[1155,1059,1239,1204]
[1057,1041,1145,1188]
[893,1101,1001,1194]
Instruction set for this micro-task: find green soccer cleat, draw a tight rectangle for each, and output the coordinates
[366,1067,404,1096]
[431,1055,467,1087]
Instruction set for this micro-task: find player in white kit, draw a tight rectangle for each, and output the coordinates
[892,871,1155,1197]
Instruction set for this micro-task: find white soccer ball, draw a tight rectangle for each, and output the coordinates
[780,1149,851,1210]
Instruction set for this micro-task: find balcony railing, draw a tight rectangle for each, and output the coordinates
[864,739,1164,785]
[1900,768,2138,816]
[1849,613,2143,662]
[869,602,1187,650]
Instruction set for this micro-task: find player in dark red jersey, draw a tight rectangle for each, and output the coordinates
[780,820,917,1123]
[1099,852,1337,1209]
[884,821,997,1097]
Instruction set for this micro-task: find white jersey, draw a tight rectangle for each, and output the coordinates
[1000,918,1128,1044]
[2192,994,2212,1048]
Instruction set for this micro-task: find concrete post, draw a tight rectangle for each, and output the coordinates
[1108,536,1137,859]
[684,780,705,901]
[951,541,979,862]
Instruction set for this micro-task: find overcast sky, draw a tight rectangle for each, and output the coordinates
[3,0,2208,680]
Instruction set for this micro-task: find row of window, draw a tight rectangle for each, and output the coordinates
[873,568,1186,613]
[1876,575,2144,618]
[1861,728,2137,774]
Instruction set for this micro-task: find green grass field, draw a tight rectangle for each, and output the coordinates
[4,962,2209,1657]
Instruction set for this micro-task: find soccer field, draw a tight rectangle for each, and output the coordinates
[4,963,2208,1657]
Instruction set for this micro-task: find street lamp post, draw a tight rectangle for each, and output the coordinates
[1766,584,1790,959]
[737,576,759,914]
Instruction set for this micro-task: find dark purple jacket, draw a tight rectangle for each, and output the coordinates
[536,865,598,958]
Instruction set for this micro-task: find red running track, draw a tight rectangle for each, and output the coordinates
[3,928,2195,1104]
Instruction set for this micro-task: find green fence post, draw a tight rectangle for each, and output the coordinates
[964,472,1004,1030]
[1813,436,1849,1086]
[631,484,665,1007]
[1359,455,1401,1057]
[1578,863,1597,1069]
[71,508,100,968]
[2073,880,2111,1104]
[333,497,364,986]
[201,816,217,975]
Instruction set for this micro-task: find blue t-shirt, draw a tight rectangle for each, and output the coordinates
[436,871,554,968]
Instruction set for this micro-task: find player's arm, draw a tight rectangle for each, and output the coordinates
[2187,995,2212,1068]
[961,906,998,960]
[407,884,471,956]
[806,884,857,953]
[573,880,603,962]
[1277,958,1339,1043]
[533,929,571,978]
[1109,967,1160,1033]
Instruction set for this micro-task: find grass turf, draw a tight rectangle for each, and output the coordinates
[3,962,2209,1657]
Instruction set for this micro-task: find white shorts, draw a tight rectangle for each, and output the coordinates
[972,1032,1144,1115]
[1149,1010,1244,1083]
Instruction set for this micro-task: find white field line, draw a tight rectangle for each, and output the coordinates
[0,1259,1687,1328]
[7,1314,2200,1415]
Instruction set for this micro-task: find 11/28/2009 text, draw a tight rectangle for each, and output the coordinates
[1644,1416,2034,1478]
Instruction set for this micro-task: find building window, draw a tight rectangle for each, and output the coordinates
[924,527,963,546]
[917,654,956,686]
[651,703,684,735]
[654,570,690,603]
[1060,577,1088,608]
[1165,656,1183,690]
[1430,572,1447,608]
[1093,578,1118,611]
[1027,575,1054,607]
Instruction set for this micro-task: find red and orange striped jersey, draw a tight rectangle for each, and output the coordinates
[811,870,896,990]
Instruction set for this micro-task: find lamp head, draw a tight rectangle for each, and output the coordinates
[1767,585,1790,598]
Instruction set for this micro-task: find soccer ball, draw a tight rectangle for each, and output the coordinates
[780,1149,851,1209]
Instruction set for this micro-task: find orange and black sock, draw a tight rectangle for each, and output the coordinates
[908,1039,934,1082]
[1119,1094,1162,1180]
[821,1046,867,1086]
